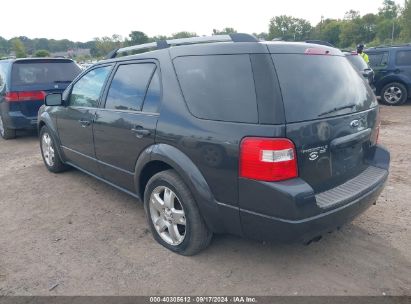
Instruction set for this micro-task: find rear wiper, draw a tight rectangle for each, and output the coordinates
[318,104,357,117]
[54,80,72,83]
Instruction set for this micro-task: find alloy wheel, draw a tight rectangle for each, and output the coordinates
[149,186,186,245]
[42,132,55,167]
[384,86,403,104]
[0,115,4,137]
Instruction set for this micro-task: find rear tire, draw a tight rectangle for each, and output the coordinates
[40,126,68,173]
[144,170,212,255]
[0,113,16,140]
[381,82,407,105]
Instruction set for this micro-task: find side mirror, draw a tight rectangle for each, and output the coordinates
[45,93,63,106]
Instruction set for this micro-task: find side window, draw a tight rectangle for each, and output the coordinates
[142,69,161,113]
[69,66,111,107]
[368,52,389,68]
[173,55,258,123]
[396,50,411,66]
[105,63,155,111]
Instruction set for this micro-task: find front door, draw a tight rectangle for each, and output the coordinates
[93,62,162,191]
[57,65,112,175]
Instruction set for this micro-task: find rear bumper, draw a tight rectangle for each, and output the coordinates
[241,173,386,243]
[3,111,38,130]
[239,145,390,243]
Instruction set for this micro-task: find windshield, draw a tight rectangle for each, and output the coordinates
[346,54,369,71]
[271,54,377,123]
[11,60,81,86]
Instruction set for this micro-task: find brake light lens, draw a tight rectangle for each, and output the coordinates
[304,48,331,55]
[240,137,298,182]
[5,91,46,102]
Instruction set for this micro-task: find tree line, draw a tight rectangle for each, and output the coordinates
[1,0,410,60]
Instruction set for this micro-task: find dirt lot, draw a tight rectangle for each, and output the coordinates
[0,104,410,296]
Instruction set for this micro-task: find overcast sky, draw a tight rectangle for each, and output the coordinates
[0,0,404,42]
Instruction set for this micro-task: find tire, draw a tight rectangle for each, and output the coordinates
[381,82,408,106]
[144,170,212,255]
[39,126,68,173]
[0,113,16,140]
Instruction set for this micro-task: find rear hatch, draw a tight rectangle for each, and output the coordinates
[9,59,81,117]
[269,45,379,193]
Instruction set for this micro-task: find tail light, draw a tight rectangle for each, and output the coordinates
[240,137,298,182]
[304,48,331,55]
[5,91,46,102]
[371,107,381,145]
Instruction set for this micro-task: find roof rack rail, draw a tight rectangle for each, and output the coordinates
[106,33,258,59]
[367,43,411,49]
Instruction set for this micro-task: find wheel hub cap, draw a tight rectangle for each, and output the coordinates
[0,116,4,136]
[384,86,402,103]
[149,186,186,245]
[42,133,55,167]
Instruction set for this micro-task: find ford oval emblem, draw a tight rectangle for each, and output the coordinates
[309,151,319,161]
[350,119,360,128]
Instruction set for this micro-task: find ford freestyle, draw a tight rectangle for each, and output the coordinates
[37,34,390,255]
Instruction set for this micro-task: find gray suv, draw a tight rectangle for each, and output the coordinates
[38,34,390,255]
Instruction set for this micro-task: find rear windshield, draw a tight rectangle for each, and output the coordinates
[11,60,81,86]
[272,54,376,123]
[346,54,368,71]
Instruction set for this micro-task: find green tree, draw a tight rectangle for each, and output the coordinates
[34,49,50,57]
[268,15,312,41]
[400,0,411,41]
[339,11,363,47]
[11,38,26,58]
[378,0,400,19]
[94,34,123,57]
[344,10,360,20]
[376,18,402,43]
[0,36,8,57]
[127,31,149,45]
[171,31,197,39]
[311,19,343,46]
[253,32,268,40]
[361,13,378,43]
[212,27,237,35]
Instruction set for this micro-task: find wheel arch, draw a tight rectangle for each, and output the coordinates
[38,114,66,163]
[134,143,226,233]
[376,76,408,97]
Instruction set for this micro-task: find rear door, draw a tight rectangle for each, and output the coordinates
[367,51,390,87]
[56,65,112,175]
[270,50,378,193]
[10,59,81,119]
[395,49,411,91]
[93,61,161,191]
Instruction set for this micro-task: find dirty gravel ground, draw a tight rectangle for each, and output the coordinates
[0,104,410,296]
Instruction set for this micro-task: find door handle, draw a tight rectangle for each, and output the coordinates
[131,126,151,138]
[79,119,91,127]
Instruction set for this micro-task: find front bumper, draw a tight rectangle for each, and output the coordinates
[239,145,390,243]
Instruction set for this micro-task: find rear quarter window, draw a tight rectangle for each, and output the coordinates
[173,55,258,123]
[395,50,411,66]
